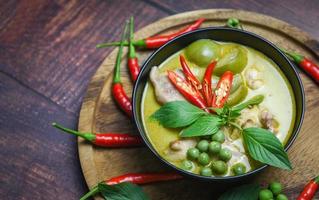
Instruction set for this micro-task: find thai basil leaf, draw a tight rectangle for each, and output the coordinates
[218,183,260,200]
[151,101,207,128]
[180,115,224,137]
[231,95,264,113]
[98,182,149,200]
[242,127,292,170]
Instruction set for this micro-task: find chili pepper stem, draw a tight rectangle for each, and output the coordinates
[279,48,304,63]
[314,175,319,183]
[113,22,129,83]
[96,39,146,49]
[79,186,99,200]
[229,121,243,131]
[52,122,95,142]
[129,17,136,58]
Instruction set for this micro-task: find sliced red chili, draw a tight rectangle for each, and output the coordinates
[212,71,233,108]
[167,70,209,112]
[52,123,143,147]
[179,55,202,91]
[202,61,217,106]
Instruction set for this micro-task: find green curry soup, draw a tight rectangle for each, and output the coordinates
[141,40,296,177]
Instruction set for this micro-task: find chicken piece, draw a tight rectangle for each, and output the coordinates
[163,138,197,162]
[236,106,262,129]
[245,67,264,90]
[150,66,185,104]
[222,140,252,176]
[259,109,280,133]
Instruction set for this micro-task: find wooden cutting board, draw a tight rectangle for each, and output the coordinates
[78,9,319,199]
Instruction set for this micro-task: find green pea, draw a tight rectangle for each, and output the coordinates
[181,160,193,171]
[269,181,282,196]
[200,167,212,176]
[259,189,273,200]
[276,194,288,200]
[211,131,225,143]
[208,141,221,154]
[198,152,210,166]
[212,160,227,175]
[187,148,200,160]
[197,140,209,152]
[219,148,232,162]
[231,163,246,175]
[185,39,220,67]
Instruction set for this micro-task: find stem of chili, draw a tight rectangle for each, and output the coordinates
[280,48,319,83]
[52,123,143,147]
[113,21,133,117]
[96,18,205,49]
[80,172,183,200]
[128,16,140,82]
[297,175,319,200]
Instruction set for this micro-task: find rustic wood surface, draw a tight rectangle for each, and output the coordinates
[79,9,319,200]
[0,1,318,199]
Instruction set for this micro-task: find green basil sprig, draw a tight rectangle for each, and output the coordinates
[242,127,292,170]
[151,101,207,128]
[180,115,224,137]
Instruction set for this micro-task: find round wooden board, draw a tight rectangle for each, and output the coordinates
[78,9,319,199]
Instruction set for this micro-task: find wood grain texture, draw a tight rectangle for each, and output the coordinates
[0,0,167,114]
[149,0,319,39]
[79,9,319,200]
[0,0,318,199]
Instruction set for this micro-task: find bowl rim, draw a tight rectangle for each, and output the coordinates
[132,27,305,181]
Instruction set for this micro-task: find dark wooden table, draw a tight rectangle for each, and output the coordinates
[1,1,318,199]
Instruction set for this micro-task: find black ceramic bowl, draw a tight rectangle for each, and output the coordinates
[132,27,305,181]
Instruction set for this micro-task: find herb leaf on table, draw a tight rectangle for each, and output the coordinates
[98,182,149,200]
[242,127,292,170]
[218,183,260,200]
[150,101,207,128]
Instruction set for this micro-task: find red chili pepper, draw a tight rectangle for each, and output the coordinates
[113,21,132,117]
[80,172,183,200]
[167,70,209,112]
[52,123,143,147]
[297,175,319,200]
[105,172,183,185]
[212,71,233,108]
[128,17,140,82]
[202,61,217,106]
[281,48,319,83]
[179,55,202,91]
[96,18,205,49]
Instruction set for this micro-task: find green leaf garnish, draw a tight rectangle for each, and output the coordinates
[180,115,224,137]
[98,182,150,200]
[242,127,292,170]
[150,101,207,128]
[231,95,264,113]
[218,183,260,200]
